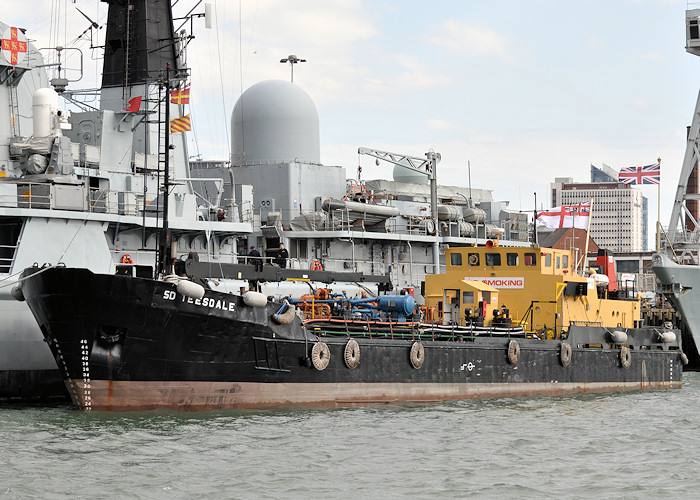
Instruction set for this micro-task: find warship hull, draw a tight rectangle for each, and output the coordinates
[20,266,683,411]
[653,253,700,356]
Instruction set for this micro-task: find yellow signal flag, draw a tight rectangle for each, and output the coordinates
[170,114,191,133]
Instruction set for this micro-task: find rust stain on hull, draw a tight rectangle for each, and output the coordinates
[66,380,683,412]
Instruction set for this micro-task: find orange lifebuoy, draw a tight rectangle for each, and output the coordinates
[121,254,134,264]
[311,260,323,271]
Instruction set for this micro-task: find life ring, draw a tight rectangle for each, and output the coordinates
[311,342,330,370]
[560,342,572,367]
[121,254,134,264]
[311,260,323,271]
[344,339,360,369]
[620,346,632,369]
[507,340,520,365]
[410,341,424,369]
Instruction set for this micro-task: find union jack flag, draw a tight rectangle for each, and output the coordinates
[537,202,591,229]
[618,162,660,185]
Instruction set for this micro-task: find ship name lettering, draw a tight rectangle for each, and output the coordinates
[183,295,235,311]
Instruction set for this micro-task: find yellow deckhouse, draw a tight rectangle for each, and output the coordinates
[423,244,640,337]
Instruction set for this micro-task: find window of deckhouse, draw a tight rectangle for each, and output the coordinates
[524,253,537,266]
[507,253,518,266]
[485,253,501,266]
[451,253,462,266]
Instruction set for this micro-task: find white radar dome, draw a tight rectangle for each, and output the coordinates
[231,80,320,165]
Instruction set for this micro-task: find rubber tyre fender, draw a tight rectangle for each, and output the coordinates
[620,345,632,369]
[311,342,331,370]
[507,340,520,365]
[560,342,572,367]
[410,341,424,369]
[344,339,360,369]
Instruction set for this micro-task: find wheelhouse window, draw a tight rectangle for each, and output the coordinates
[544,254,552,267]
[524,253,537,266]
[485,253,501,266]
[556,256,561,269]
[450,253,462,266]
[562,255,569,268]
[507,253,518,266]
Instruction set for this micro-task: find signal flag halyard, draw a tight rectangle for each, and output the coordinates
[170,114,191,133]
[618,162,660,185]
[125,95,142,112]
[170,84,190,105]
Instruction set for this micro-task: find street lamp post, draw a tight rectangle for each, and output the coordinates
[279,54,306,82]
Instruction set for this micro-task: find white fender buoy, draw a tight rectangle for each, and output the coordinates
[681,352,689,366]
[410,341,424,369]
[507,340,520,365]
[176,280,205,300]
[243,291,267,307]
[620,346,632,369]
[344,339,360,369]
[610,330,628,344]
[272,301,296,324]
[311,342,331,370]
[11,285,25,302]
[657,331,676,343]
[560,342,572,367]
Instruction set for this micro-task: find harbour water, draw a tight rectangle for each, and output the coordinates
[3,373,700,498]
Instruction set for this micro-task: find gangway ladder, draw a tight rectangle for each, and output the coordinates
[665,8,700,264]
[252,337,291,372]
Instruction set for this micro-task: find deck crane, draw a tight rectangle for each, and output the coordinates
[357,147,441,273]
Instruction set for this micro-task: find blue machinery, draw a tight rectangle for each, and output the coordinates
[289,294,416,322]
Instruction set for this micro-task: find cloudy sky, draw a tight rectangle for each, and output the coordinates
[6,0,700,240]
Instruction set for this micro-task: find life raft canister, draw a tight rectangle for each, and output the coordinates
[121,254,134,264]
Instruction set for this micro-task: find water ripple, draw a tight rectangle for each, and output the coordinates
[2,374,700,498]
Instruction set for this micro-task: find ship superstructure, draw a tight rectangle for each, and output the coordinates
[0,6,251,402]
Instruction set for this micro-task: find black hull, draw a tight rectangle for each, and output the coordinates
[0,369,69,403]
[21,267,684,411]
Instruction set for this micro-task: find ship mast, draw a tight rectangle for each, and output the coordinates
[158,64,172,277]
[664,8,700,264]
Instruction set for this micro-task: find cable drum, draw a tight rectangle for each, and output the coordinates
[311,342,331,370]
[344,339,360,369]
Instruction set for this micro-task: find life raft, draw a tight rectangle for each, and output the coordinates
[344,339,360,369]
[121,254,134,264]
[410,341,424,369]
[311,342,331,370]
[507,340,520,365]
[560,342,572,367]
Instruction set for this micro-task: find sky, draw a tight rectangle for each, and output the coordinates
[5,0,700,242]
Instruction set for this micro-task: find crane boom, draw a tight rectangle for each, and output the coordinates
[358,147,442,274]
